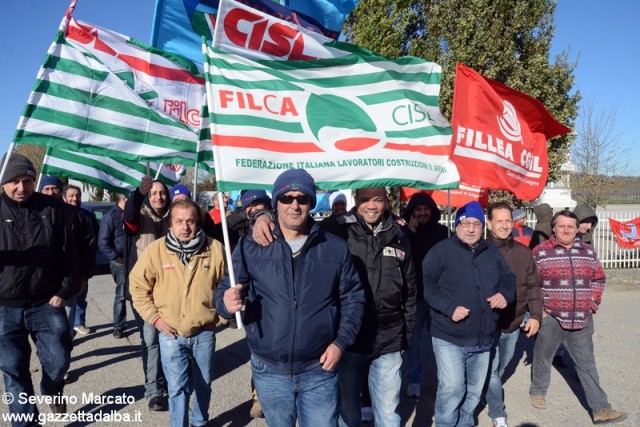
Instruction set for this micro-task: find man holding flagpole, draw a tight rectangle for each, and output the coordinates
[216,169,365,426]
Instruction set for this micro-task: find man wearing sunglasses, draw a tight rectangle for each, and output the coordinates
[215,169,365,427]
[251,185,417,427]
[422,201,515,427]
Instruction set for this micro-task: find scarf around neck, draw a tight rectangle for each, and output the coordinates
[165,229,207,265]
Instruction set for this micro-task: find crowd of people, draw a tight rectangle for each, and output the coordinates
[0,154,627,426]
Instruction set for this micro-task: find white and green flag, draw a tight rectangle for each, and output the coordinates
[204,45,460,191]
[14,12,208,166]
[42,147,187,194]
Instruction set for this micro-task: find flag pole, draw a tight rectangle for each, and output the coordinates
[191,162,199,202]
[447,189,452,236]
[202,39,243,329]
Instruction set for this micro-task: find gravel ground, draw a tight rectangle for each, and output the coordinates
[1,268,638,426]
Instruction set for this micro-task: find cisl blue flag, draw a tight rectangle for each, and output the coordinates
[151,0,217,65]
[151,0,358,64]
[281,0,359,37]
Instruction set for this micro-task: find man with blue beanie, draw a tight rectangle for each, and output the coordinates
[423,200,515,427]
[170,184,191,201]
[215,169,365,427]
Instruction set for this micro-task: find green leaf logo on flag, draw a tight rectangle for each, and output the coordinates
[306,94,381,152]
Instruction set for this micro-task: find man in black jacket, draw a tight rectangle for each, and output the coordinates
[98,193,128,339]
[39,177,98,340]
[226,189,271,251]
[62,184,99,335]
[306,187,416,427]
[401,192,449,399]
[423,201,515,427]
[0,153,78,420]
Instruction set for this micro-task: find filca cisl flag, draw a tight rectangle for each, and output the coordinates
[203,45,460,192]
[451,63,571,201]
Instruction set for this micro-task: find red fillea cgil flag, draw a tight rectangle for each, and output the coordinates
[450,63,571,201]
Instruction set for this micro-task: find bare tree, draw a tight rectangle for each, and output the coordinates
[570,99,629,208]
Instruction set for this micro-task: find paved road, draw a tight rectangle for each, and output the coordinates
[1,269,638,426]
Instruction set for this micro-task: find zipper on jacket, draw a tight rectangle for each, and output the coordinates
[566,246,578,329]
[286,238,301,377]
[471,249,486,347]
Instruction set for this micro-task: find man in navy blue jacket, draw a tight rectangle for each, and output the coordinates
[423,201,515,427]
[215,169,364,427]
[98,193,128,339]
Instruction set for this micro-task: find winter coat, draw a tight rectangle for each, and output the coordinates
[66,204,98,280]
[123,186,170,277]
[323,210,417,358]
[214,220,365,375]
[130,236,226,337]
[225,208,250,250]
[0,193,78,307]
[487,234,543,332]
[532,236,605,330]
[401,193,449,300]
[423,235,516,348]
[512,222,534,247]
[98,204,126,262]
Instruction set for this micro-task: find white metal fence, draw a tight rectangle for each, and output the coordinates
[523,210,640,269]
[584,211,640,269]
[439,210,640,269]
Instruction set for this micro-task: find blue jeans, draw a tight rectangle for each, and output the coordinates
[406,299,430,385]
[110,261,127,331]
[338,351,402,427]
[133,307,166,399]
[485,329,520,420]
[252,355,339,427]
[530,313,610,414]
[74,282,88,327]
[0,304,71,427]
[159,330,216,427]
[64,294,77,340]
[432,337,491,427]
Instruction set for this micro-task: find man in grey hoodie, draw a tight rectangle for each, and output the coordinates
[573,204,598,245]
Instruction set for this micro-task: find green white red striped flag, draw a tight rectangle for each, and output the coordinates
[13,11,208,166]
[203,45,460,191]
[42,147,187,194]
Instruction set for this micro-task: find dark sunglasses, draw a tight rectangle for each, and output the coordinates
[278,194,312,205]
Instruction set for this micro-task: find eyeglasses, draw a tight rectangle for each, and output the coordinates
[458,221,483,229]
[278,194,312,205]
